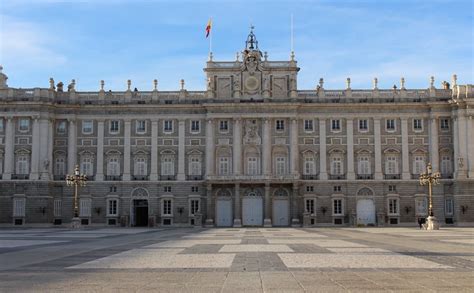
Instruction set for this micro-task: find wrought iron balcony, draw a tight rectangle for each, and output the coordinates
[159,175,176,181]
[301,174,319,180]
[132,175,149,181]
[357,174,374,180]
[11,174,29,180]
[328,174,346,180]
[384,174,401,180]
[105,175,122,181]
[186,175,203,181]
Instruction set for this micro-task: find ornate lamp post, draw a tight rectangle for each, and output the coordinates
[419,163,441,230]
[66,165,87,228]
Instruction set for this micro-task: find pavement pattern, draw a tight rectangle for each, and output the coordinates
[0,227,472,292]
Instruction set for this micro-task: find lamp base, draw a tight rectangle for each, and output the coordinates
[423,216,440,230]
[71,217,82,229]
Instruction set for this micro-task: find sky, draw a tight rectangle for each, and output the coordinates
[0,0,472,91]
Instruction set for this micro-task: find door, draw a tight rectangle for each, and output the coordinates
[273,199,289,226]
[242,196,263,226]
[216,199,233,227]
[356,199,375,225]
[134,199,149,227]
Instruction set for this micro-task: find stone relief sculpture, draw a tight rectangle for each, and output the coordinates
[243,120,261,145]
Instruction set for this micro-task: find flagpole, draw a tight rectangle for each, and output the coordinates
[209,17,213,54]
[291,13,294,53]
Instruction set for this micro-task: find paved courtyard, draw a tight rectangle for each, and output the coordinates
[0,227,472,292]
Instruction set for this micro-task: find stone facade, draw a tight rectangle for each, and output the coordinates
[0,31,473,227]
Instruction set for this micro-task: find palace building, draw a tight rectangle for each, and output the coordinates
[0,29,473,227]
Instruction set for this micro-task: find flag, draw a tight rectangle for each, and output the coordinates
[205,18,212,38]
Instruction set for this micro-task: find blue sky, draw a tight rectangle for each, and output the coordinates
[0,0,472,91]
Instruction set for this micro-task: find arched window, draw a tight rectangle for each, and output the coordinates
[54,156,66,175]
[303,156,316,175]
[80,155,93,176]
[16,154,29,174]
[385,154,399,174]
[134,157,147,176]
[216,147,232,176]
[189,155,202,175]
[107,157,120,176]
[441,155,452,176]
[413,155,426,175]
[161,156,174,175]
[358,155,370,175]
[330,157,342,175]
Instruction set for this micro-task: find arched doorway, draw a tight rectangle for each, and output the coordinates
[356,187,376,226]
[215,189,233,227]
[272,188,289,227]
[130,187,149,227]
[242,190,263,226]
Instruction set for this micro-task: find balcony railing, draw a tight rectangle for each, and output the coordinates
[357,174,374,180]
[301,174,319,180]
[329,174,346,180]
[53,175,66,181]
[11,174,29,180]
[105,175,122,181]
[186,175,203,181]
[384,174,401,180]
[159,175,176,181]
[132,175,149,181]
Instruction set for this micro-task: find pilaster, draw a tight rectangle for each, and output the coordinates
[233,118,242,176]
[429,117,439,172]
[67,119,77,174]
[233,183,242,227]
[95,120,104,181]
[177,119,185,181]
[290,118,299,176]
[319,119,327,180]
[468,116,474,178]
[3,118,15,179]
[39,118,50,180]
[123,120,131,181]
[346,119,355,180]
[205,183,214,227]
[401,118,410,180]
[455,111,468,178]
[262,118,272,176]
[30,117,40,180]
[291,183,300,227]
[150,119,158,180]
[263,183,272,227]
[205,119,215,177]
[374,119,383,180]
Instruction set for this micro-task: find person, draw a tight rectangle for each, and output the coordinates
[418,217,423,229]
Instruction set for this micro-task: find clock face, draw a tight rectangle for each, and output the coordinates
[245,76,259,91]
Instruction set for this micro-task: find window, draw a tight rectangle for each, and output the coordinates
[413,119,423,131]
[386,119,396,131]
[107,199,118,216]
[385,155,398,174]
[164,120,173,132]
[276,157,286,175]
[441,156,452,175]
[163,186,171,193]
[82,121,93,134]
[16,155,29,174]
[190,199,200,215]
[333,185,341,193]
[415,197,428,216]
[54,157,66,175]
[110,120,119,133]
[388,185,397,192]
[388,198,399,215]
[80,156,93,176]
[107,157,120,176]
[19,119,30,132]
[162,199,172,216]
[276,120,285,131]
[191,120,200,132]
[109,186,117,193]
[136,120,146,133]
[330,157,343,175]
[333,199,343,215]
[359,119,368,131]
[304,120,313,131]
[134,157,147,176]
[413,156,425,175]
[79,198,91,217]
[219,120,229,132]
[331,119,341,131]
[162,156,174,175]
[191,186,199,193]
[247,157,258,175]
[218,157,230,175]
[0,119,4,132]
[306,185,314,192]
[305,199,315,214]
[53,199,62,217]
[445,198,453,215]
[358,156,370,175]
[189,156,202,175]
[56,121,66,134]
[303,157,316,175]
[13,198,26,217]
[440,118,450,130]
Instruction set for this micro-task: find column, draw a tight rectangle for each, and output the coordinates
[39,119,50,180]
[290,118,299,176]
[263,183,272,227]
[150,120,158,180]
[177,119,185,181]
[429,117,439,172]
[467,116,474,178]
[205,119,215,177]
[453,116,460,176]
[205,183,214,226]
[401,118,410,180]
[123,120,131,181]
[67,119,77,173]
[233,118,242,176]
[233,183,242,227]
[291,183,300,226]
[95,120,104,181]
[346,119,355,180]
[374,119,383,180]
[47,119,53,178]
[262,118,272,176]
[3,118,15,179]
[319,119,327,180]
[30,118,40,180]
[456,111,468,178]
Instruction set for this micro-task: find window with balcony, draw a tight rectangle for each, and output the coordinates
[54,157,66,176]
[80,156,93,176]
[385,155,398,174]
[276,157,286,175]
[330,157,343,175]
[161,156,175,175]
[107,157,120,176]
[358,156,371,175]
[189,156,202,176]
[303,156,316,175]
[441,156,452,176]
[218,157,230,175]
[16,155,29,174]
[134,157,147,176]
[247,157,258,175]
[413,156,425,175]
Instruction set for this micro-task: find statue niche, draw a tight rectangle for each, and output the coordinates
[243,120,261,145]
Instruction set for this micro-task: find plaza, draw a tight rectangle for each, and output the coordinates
[0,227,473,292]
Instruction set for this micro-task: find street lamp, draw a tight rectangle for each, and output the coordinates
[66,165,87,228]
[419,162,441,230]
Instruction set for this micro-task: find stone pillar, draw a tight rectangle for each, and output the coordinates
[262,118,272,176]
[429,117,439,172]
[95,120,104,181]
[150,120,158,180]
[67,119,77,173]
[290,118,299,176]
[47,119,53,177]
[123,120,131,181]
[177,119,185,181]
[30,118,40,180]
[401,118,410,180]
[39,119,50,180]
[263,183,272,227]
[3,118,15,179]
[319,119,327,180]
[233,183,242,227]
[468,116,474,178]
[233,118,242,176]
[291,184,300,227]
[205,119,215,177]
[374,119,383,180]
[455,111,468,178]
[205,183,214,226]
[346,119,355,180]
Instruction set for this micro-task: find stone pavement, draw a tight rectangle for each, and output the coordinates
[0,227,472,292]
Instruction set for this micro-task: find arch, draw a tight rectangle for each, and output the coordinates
[216,146,232,157]
[14,148,31,155]
[187,149,203,155]
[356,148,372,154]
[53,150,66,156]
[273,188,289,197]
[244,188,262,197]
[131,187,149,198]
[301,149,317,156]
[383,148,400,154]
[160,149,176,155]
[328,147,346,154]
[272,145,288,155]
[215,188,232,197]
[439,147,453,154]
[357,186,374,197]
[132,149,149,156]
[411,148,427,154]
[105,149,122,155]
[244,145,260,156]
